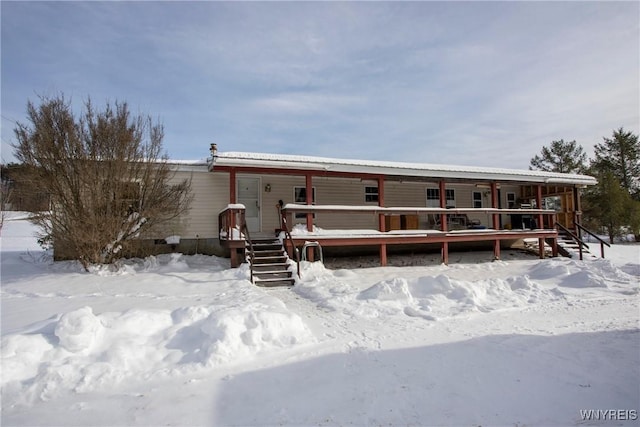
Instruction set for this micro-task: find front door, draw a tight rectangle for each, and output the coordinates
[237,177,260,233]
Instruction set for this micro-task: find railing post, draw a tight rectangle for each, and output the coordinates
[439,180,449,265]
[491,182,500,260]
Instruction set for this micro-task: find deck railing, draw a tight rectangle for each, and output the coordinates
[556,222,589,260]
[280,214,301,279]
[280,204,558,232]
[240,219,255,283]
[575,223,610,259]
[218,204,246,241]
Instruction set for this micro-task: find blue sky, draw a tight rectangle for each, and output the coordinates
[2,1,638,169]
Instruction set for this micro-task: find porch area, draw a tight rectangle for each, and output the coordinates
[219,204,560,268]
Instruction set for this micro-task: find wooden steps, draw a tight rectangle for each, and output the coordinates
[248,238,296,287]
[556,230,597,260]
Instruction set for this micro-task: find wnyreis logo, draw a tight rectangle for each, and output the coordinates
[580,409,638,421]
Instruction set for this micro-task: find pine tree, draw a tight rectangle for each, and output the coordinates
[582,167,630,243]
[594,127,640,199]
[529,139,587,173]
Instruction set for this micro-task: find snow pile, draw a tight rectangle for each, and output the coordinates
[294,257,637,321]
[1,215,638,426]
[2,298,315,404]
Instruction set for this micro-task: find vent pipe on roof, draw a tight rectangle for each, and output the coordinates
[208,143,219,171]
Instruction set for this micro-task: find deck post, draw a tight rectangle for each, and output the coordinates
[380,244,388,266]
[229,168,237,204]
[573,185,582,233]
[305,173,315,261]
[491,182,501,260]
[378,176,387,266]
[378,175,386,233]
[536,185,545,258]
[439,180,449,265]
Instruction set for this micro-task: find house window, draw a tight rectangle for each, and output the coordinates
[365,186,379,203]
[472,191,483,209]
[445,189,456,208]
[294,186,316,219]
[113,181,141,213]
[426,188,440,207]
[426,188,455,207]
[506,192,516,209]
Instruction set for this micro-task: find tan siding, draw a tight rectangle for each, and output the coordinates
[158,170,228,239]
[182,170,530,234]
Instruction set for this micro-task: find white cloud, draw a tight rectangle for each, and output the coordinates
[1,1,638,168]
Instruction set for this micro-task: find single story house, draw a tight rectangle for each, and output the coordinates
[150,144,597,270]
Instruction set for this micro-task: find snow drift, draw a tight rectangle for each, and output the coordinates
[2,300,314,404]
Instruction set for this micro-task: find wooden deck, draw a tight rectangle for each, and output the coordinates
[285,228,558,264]
[219,204,560,267]
[281,204,560,265]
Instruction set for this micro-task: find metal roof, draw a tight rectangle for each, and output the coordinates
[210,151,597,186]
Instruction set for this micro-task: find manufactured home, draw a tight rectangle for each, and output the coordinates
[144,144,598,281]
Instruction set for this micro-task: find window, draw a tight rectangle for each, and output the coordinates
[112,181,141,213]
[472,191,483,209]
[365,186,379,203]
[426,188,455,207]
[426,188,440,207]
[445,189,456,208]
[506,192,516,209]
[294,186,316,219]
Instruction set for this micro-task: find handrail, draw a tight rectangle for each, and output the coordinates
[240,220,255,283]
[280,214,301,279]
[281,203,556,216]
[556,222,589,261]
[575,223,610,258]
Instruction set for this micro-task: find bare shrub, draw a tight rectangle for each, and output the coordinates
[13,95,192,270]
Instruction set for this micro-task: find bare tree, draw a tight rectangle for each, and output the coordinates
[0,171,10,234]
[13,95,192,270]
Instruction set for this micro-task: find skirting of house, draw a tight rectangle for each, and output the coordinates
[53,238,228,262]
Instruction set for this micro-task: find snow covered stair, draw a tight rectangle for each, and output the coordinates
[247,238,296,287]
[556,230,598,260]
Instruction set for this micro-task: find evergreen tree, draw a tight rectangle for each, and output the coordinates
[594,127,640,199]
[582,166,630,243]
[529,139,587,173]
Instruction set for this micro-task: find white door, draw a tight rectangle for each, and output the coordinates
[237,177,260,233]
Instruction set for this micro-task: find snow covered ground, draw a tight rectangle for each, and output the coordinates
[1,212,639,426]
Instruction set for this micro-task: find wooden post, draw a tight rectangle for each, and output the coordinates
[536,185,544,258]
[491,182,500,260]
[229,168,237,204]
[378,176,387,266]
[380,244,388,266]
[439,180,449,265]
[551,213,558,257]
[305,173,314,261]
[305,173,313,232]
[573,185,582,235]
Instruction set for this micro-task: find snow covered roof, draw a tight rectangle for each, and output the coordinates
[210,151,597,186]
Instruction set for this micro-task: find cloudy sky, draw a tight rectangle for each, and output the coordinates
[2,1,638,169]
